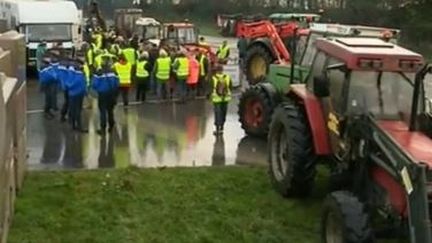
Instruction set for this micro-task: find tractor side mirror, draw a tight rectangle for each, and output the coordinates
[313,75,330,98]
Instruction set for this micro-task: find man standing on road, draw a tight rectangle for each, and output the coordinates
[197,50,209,97]
[173,51,190,103]
[114,54,133,106]
[237,35,247,67]
[39,58,57,120]
[210,65,232,136]
[135,51,151,102]
[36,42,47,72]
[92,57,119,136]
[217,40,230,64]
[153,49,171,101]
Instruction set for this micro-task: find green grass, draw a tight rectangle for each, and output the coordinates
[9,166,326,243]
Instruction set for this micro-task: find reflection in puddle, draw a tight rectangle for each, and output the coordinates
[27,99,268,170]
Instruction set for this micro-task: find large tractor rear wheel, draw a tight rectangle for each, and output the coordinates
[245,45,274,85]
[268,102,317,197]
[238,85,274,137]
[321,191,374,243]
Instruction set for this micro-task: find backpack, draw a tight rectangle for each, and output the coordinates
[215,74,228,97]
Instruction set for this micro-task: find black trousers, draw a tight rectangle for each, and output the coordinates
[135,77,149,101]
[98,92,116,130]
[69,95,84,130]
[61,91,69,120]
[213,102,228,127]
[119,87,130,106]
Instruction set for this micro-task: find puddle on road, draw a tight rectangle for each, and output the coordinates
[27,99,268,170]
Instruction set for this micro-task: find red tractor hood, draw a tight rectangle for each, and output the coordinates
[378,120,432,168]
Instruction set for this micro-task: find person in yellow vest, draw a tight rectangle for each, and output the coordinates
[92,29,104,50]
[135,51,151,102]
[82,42,95,72]
[153,49,171,101]
[216,40,230,64]
[173,51,190,103]
[196,50,209,96]
[122,44,138,66]
[94,49,116,71]
[114,54,133,106]
[109,42,122,57]
[210,64,232,136]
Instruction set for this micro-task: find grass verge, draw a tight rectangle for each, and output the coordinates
[9,166,325,243]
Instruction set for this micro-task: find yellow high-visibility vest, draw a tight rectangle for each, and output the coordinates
[86,49,94,66]
[83,63,91,85]
[217,45,230,59]
[122,48,137,65]
[95,50,116,70]
[212,73,231,103]
[199,55,207,76]
[175,57,189,77]
[114,62,132,86]
[136,60,149,78]
[156,57,171,81]
[93,34,103,50]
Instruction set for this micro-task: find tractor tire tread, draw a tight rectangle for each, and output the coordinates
[268,102,317,197]
[322,191,374,243]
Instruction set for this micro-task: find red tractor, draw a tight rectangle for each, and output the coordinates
[240,20,309,84]
[238,24,400,138]
[268,37,432,242]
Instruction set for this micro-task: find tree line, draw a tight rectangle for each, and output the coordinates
[76,0,432,55]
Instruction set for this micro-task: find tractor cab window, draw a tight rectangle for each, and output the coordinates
[177,27,198,44]
[326,59,348,113]
[301,33,321,67]
[307,51,327,91]
[348,71,416,123]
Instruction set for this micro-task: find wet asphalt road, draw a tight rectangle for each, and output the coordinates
[25,35,269,171]
[26,81,267,170]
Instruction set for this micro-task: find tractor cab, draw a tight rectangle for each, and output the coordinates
[269,13,320,27]
[269,37,432,242]
[162,22,199,46]
[135,17,162,46]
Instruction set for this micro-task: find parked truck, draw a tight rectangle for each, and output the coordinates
[0,0,81,65]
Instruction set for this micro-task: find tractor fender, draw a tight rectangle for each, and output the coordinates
[257,82,278,105]
[289,84,332,155]
[247,38,276,58]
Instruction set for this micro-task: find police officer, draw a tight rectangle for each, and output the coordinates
[57,57,73,122]
[153,49,171,101]
[92,56,119,136]
[114,53,133,106]
[210,65,232,136]
[217,40,230,64]
[173,51,189,103]
[135,51,151,102]
[39,57,57,120]
[65,60,88,133]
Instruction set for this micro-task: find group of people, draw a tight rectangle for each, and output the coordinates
[37,28,234,136]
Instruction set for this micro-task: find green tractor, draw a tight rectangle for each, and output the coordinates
[268,37,432,242]
[239,23,400,137]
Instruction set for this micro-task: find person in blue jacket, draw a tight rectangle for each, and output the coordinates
[39,57,58,120]
[58,57,74,122]
[65,60,88,133]
[92,56,119,136]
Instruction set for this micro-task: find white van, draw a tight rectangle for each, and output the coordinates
[0,0,81,65]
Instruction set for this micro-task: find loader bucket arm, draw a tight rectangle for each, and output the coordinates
[238,20,292,64]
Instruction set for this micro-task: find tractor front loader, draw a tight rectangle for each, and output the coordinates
[267,37,432,242]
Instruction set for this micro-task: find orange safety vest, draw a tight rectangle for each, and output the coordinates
[187,57,199,85]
